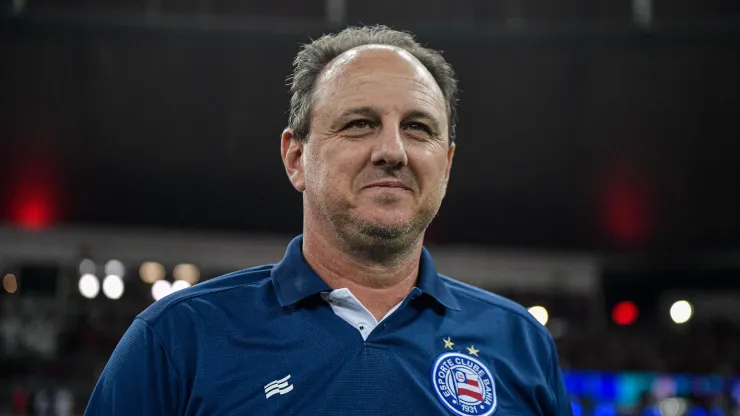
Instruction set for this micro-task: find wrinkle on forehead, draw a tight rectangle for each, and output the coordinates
[333,77,442,113]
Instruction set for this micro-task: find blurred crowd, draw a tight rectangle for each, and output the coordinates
[0,299,132,415]
[557,323,740,375]
[5,386,75,416]
[1,295,739,415]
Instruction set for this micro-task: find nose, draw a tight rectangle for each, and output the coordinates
[370,124,408,168]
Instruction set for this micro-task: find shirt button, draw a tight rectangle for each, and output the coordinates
[358,323,367,331]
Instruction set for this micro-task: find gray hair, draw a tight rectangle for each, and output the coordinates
[287,25,459,143]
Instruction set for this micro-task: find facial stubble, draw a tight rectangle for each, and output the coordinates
[326,189,443,266]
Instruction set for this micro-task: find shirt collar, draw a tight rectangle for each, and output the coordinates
[271,234,460,311]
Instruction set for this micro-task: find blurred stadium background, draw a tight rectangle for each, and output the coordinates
[1,0,740,414]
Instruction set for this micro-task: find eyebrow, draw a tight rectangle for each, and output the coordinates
[340,106,380,119]
[329,106,379,130]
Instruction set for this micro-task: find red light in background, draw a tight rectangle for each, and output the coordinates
[612,301,639,326]
[4,148,61,230]
[1,127,66,230]
[12,187,53,230]
[600,159,652,245]
[604,182,647,244]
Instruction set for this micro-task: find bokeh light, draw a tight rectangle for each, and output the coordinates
[78,274,100,299]
[528,305,549,326]
[102,275,124,300]
[670,300,693,324]
[173,263,200,285]
[3,273,18,294]
[151,280,172,301]
[139,261,165,284]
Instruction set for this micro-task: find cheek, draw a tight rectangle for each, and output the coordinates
[413,151,450,193]
[305,147,356,193]
[327,146,367,184]
[303,151,329,194]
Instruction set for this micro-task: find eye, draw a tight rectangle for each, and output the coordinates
[345,120,373,130]
[404,122,432,135]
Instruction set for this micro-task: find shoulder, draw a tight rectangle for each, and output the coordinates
[137,264,275,326]
[440,274,553,345]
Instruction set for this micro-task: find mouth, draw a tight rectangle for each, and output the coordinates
[363,180,412,191]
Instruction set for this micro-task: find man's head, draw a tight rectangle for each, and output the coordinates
[281,26,459,259]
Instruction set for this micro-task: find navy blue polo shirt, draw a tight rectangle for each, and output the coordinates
[84,235,573,416]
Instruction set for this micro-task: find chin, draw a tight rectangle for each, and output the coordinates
[357,211,418,234]
[334,206,431,250]
[358,207,415,225]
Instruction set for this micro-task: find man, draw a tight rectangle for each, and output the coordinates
[84,25,573,415]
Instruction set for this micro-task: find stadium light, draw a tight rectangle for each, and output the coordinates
[659,398,688,416]
[173,263,200,285]
[79,274,100,299]
[139,261,165,284]
[102,275,125,300]
[79,259,96,276]
[612,301,639,326]
[152,280,172,301]
[105,259,125,278]
[172,280,191,292]
[3,273,18,294]
[527,306,549,326]
[669,300,693,324]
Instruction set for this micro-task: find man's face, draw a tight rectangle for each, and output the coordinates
[283,45,454,248]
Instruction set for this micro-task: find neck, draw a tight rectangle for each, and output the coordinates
[302,220,424,321]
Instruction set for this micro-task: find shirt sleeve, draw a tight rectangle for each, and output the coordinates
[547,339,573,416]
[83,318,182,415]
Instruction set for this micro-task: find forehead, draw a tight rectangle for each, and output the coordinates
[313,45,446,116]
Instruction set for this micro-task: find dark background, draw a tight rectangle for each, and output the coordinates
[3,0,740,255]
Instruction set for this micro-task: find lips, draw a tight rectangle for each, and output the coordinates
[363,180,411,190]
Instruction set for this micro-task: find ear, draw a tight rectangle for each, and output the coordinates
[281,128,306,192]
[444,142,455,184]
[439,142,455,198]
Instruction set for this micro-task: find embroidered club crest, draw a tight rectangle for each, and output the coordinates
[431,352,497,416]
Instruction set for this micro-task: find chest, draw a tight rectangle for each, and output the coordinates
[180,306,548,416]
